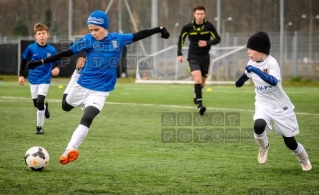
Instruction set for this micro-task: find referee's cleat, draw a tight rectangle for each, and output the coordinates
[35,126,44,134]
[44,101,50,119]
[59,149,79,165]
[258,143,270,164]
[300,159,312,171]
[198,105,206,116]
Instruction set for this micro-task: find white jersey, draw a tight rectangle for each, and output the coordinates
[245,55,294,113]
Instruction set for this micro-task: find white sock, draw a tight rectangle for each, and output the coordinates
[64,70,80,94]
[292,143,308,161]
[254,131,269,148]
[66,124,89,150]
[37,110,45,127]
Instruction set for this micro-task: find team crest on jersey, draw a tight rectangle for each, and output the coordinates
[112,40,118,48]
[47,53,51,57]
[263,68,268,74]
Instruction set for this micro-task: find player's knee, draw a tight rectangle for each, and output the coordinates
[32,99,37,108]
[254,119,267,135]
[80,114,95,127]
[80,106,100,128]
[36,99,45,110]
[283,136,298,150]
[192,71,201,81]
[193,76,201,83]
[62,100,74,112]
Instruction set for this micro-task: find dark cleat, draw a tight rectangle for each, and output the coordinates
[35,127,44,134]
[198,106,206,116]
[44,102,50,119]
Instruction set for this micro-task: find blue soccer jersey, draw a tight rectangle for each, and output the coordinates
[22,42,60,84]
[70,33,133,92]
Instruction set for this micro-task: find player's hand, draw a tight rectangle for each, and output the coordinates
[18,76,25,86]
[160,27,170,39]
[51,67,60,76]
[235,79,244,88]
[198,40,207,47]
[27,60,42,69]
[177,56,183,62]
[245,65,255,73]
[76,57,86,69]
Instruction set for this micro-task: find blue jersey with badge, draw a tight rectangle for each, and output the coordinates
[70,32,133,92]
[22,42,59,84]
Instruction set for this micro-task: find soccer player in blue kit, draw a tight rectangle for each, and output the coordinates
[28,10,170,165]
[18,23,60,134]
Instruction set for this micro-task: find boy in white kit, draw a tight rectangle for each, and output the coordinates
[235,31,312,171]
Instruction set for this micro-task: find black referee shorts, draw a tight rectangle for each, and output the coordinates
[187,53,210,78]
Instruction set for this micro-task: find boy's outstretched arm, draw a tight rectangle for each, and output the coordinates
[132,27,170,42]
[235,73,250,88]
[28,50,74,69]
[246,65,278,86]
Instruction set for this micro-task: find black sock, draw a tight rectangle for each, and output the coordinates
[62,94,68,101]
[194,84,202,106]
[193,88,197,104]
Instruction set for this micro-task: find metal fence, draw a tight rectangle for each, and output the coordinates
[1,32,318,80]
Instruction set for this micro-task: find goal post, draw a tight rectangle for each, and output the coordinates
[134,45,247,84]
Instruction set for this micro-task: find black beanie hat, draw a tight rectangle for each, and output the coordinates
[247,31,271,55]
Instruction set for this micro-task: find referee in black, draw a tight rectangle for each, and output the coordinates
[177,5,221,115]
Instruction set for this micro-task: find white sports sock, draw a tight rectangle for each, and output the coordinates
[254,131,269,148]
[64,70,80,94]
[293,143,308,161]
[66,124,89,150]
[37,110,45,127]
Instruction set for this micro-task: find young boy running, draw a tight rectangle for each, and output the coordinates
[235,31,312,171]
[18,23,60,134]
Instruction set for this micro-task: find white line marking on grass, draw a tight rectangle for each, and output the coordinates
[0,96,318,116]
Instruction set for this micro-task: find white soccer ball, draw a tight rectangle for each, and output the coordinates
[24,146,50,171]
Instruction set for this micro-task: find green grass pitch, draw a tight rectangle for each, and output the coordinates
[0,78,318,195]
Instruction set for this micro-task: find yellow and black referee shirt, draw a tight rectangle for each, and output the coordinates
[177,20,221,56]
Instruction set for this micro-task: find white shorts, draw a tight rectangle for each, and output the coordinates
[66,83,109,111]
[253,106,299,137]
[29,84,50,99]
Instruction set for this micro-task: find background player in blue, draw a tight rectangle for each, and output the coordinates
[28,10,170,165]
[18,23,60,134]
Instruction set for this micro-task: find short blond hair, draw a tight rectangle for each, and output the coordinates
[33,23,49,34]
